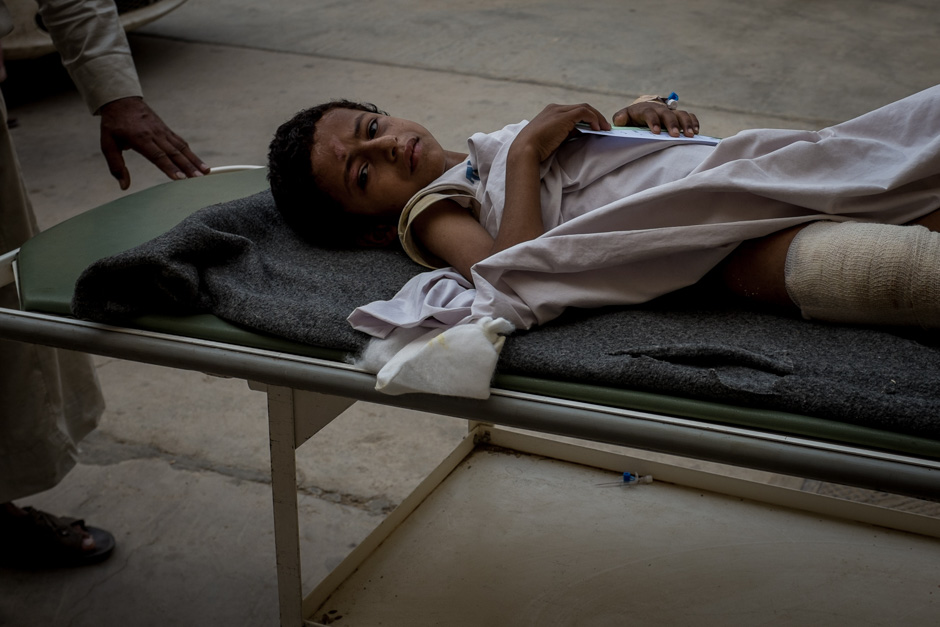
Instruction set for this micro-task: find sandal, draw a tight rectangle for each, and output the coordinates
[0,506,115,568]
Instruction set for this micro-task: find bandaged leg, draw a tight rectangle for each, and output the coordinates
[785,221,940,327]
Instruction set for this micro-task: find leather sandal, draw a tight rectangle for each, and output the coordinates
[0,506,115,568]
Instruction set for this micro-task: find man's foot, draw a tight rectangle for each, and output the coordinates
[0,503,115,568]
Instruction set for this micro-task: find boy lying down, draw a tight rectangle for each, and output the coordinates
[266,86,940,397]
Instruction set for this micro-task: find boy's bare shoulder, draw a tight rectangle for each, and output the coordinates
[410,197,493,279]
[412,197,473,228]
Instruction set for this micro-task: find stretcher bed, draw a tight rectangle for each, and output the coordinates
[1,168,938,626]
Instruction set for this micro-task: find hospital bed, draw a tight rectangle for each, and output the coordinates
[2,168,938,626]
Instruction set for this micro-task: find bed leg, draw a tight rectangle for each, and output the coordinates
[468,419,494,433]
[265,386,356,627]
[267,385,305,627]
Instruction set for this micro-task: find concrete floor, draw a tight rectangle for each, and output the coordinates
[1,1,938,625]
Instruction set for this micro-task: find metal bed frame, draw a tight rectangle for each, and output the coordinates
[2,169,938,625]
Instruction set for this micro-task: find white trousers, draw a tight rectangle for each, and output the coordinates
[0,89,104,503]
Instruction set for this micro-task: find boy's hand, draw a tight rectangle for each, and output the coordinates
[612,101,700,137]
[512,103,611,163]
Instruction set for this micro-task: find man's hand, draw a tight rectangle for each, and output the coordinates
[611,101,700,137]
[99,97,210,190]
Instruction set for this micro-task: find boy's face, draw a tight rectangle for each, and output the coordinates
[311,107,450,219]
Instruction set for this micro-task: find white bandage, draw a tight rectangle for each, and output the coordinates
[369,317,514,398]
[784,221,940,328]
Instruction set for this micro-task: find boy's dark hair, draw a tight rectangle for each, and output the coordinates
[267,100,388,247]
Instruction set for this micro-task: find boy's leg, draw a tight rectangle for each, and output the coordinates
[719,211,940,327]
[716,225,804,311]
[910,209,940,233]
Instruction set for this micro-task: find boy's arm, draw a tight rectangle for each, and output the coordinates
[412,200,495,280]
[415,103,610,281]
[491,102,610,254]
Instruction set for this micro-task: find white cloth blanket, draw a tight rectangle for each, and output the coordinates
[349,85,940,398]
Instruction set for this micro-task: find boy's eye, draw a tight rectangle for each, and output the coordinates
[357,163,369,190]
[368,119,378,138]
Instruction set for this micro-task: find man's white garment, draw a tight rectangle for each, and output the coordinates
[0,0,140,500]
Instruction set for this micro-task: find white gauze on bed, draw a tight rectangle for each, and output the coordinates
[354,317,513,398]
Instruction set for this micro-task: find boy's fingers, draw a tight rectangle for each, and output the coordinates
[586,104,611,130]
[611,107,629,126]
[674,111,698,136]
[645,107,679,134]
[570,103,609,130]
[659,109,683,136]
[641,108,661,133]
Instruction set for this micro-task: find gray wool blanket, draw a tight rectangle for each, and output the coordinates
[72,189,940,440]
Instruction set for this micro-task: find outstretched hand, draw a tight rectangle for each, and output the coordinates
[99,97,210,190]
[612,101,699,137]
